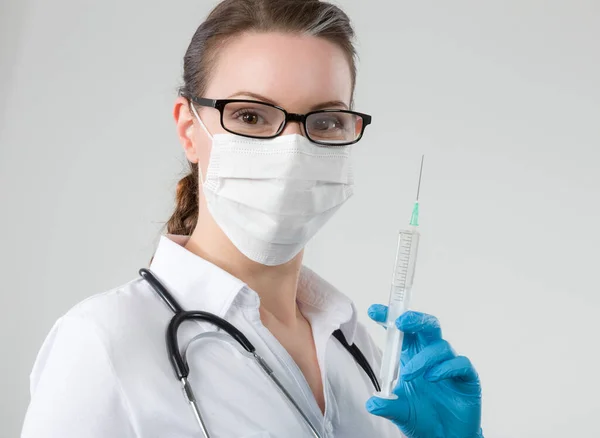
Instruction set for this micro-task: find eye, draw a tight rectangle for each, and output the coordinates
[310,115,344,132]
[236,110,263,125]
[311,115,345,131]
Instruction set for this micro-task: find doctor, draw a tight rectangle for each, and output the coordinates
[22,0,483,437]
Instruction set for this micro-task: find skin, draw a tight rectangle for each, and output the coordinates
[173,31,353,413]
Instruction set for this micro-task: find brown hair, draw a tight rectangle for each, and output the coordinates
[165,0,357,236]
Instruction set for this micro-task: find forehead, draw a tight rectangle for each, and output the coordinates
[205,32,353,109]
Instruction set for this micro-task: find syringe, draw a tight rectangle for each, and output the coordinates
[376,155,424,399]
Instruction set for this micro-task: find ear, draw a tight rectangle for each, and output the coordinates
[174,96,199,163]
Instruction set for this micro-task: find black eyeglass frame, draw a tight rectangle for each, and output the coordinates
[185,95,372,146]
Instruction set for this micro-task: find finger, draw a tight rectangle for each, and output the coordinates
[401,339,455,381]
[365,393,409,424]
[368,304,388,325]
[396,311,442,344]
[424,355,479,383]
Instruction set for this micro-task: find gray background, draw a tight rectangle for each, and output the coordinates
[1,0,599,436]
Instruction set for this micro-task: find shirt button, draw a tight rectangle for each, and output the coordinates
[325,420,334,435]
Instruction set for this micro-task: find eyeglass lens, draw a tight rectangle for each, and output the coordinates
[221,101,364,144]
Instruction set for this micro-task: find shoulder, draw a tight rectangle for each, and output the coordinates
[31,276,167,379]
[29,275,168,388]
[58,275,171,366]
[66,276,152,319]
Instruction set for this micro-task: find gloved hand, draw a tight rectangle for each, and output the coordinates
[365,305,483,438]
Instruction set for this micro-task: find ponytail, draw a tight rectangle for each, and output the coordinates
[165,162,199,235]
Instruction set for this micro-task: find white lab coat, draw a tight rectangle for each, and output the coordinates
[22,235,402,437]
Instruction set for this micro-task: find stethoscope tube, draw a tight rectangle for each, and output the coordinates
[167,310,255,379]
[140,268,256,379]
[139,268,183,313]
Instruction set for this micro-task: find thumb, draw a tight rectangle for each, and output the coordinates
[367,304,388,326]
[366,394,409,424]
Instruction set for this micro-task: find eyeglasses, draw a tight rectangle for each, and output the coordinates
[186,96,372,146]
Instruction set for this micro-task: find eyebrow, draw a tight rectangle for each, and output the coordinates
[227,91,349,111]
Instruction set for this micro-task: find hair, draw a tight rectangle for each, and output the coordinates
[165,0,357,236]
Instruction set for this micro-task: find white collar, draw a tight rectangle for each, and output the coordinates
[148,235,358,343]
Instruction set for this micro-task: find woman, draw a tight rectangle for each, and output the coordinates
[22,1,483,437]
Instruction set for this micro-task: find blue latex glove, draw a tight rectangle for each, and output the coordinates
[365,305,483,438]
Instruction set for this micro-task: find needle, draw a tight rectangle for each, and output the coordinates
[416,154,425,201]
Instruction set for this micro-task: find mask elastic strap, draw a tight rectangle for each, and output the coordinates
[190,102,213,140]
[189,102,212,184]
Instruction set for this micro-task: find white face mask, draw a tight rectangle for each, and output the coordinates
[191,106,354,266]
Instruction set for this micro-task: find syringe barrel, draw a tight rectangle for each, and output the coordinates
[386,228,420,325]
[378,326,404,398]
[376,227,420,398]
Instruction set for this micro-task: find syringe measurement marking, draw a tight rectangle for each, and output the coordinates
[390,232,414,303]
[394,268,407,280]
[393,254,411,283]
[394,271,407,283]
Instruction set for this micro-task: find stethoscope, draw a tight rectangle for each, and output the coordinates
[139,268,380,438]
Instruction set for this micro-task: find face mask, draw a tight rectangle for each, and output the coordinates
[191,106,354,266]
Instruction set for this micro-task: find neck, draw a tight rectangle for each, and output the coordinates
[184,202,304,327]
